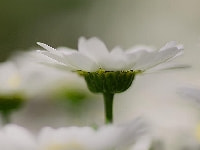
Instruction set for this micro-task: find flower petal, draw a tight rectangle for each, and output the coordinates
[126,46,155,68]
[110,46,124,54]
[134,45,183,71]
[37,42,62,56]
[96,47,134,71]
[126,45,155,53]
[39,62,78,71]
[63,53,99,72]
[78,37,109,62]
[159,41,178,51]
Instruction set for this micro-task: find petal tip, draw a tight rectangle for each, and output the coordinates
[36,42,43,46]
[36,42,57,53]
[37,42,49,49]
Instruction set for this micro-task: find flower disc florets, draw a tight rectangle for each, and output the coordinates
[78,69,140,93]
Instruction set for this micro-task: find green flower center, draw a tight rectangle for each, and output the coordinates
[78,69,139,94]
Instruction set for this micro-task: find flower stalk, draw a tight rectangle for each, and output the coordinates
[103,93,114,124]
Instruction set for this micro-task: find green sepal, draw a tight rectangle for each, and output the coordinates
[78,69,136,94]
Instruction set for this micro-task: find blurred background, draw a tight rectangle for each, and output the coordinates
[1,0,200,149]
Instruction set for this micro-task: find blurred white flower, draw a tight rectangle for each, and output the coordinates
[0,52,88,98]
[38,118,149,150]
[37,37,184,72]
[0,124,36,150]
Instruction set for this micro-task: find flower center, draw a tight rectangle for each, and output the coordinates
[78,69,137,94]
[7,73,21,89]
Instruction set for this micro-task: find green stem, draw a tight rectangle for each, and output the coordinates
[1,111,11,125]
[103,93,114,124]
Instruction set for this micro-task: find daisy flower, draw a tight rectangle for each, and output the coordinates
[37,37,184,123]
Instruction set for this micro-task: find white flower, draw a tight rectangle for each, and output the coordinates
[0,51,87,98]
[37,37,184,72]
[38,118,148,150]
[0,124,36,150]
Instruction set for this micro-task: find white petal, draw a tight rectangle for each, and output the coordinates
[127,45,155,53]
[37,50,80,71]
[98,47,134,71]
[37,42,62,56]
[159,41,178,51]
[38,51,65,64]
[126,46,156,68]
[63,53,99,72]
[125,50,152,69]
[101,60,130,71]
[100,55,132,71]
[134,46,183,71]
[78,37,109,62]
[39,62,78,71]
[110,46,124,54]
[38,50,61,61]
